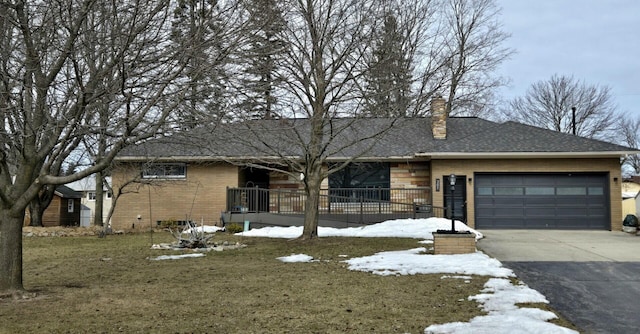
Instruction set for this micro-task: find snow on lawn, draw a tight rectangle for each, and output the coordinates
[182,225,225,233]
[425,278,578,334]
[150,253,205,261]
[277,254,315,263]
[343,248,514,278]
[245,218,575,334]
[238,218,482,240]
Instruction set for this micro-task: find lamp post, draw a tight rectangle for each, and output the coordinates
[449,174,456,232]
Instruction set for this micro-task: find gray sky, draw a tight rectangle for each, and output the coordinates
[496,0,640,119]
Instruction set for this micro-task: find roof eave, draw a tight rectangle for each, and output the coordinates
[419,151,637,159]
[114,155,301,163]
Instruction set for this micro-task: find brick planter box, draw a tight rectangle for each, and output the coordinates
[433,232,476,255]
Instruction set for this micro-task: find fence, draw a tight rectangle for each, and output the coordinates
[226,187,445,223]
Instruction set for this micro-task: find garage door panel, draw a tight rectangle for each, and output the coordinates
[524,208,556,216]
[524,197,556,206]
[524,218,557,228]
[493,208,524,216]
[556,207,589,216]
[557,219,587,228]
[475,173,609,230]
[490,218,526,228]
[492,198,525,206]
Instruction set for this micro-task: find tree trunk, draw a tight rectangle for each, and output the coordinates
[301,162,322,240]
[27,200,44,227]
[94,172,104,226]
[0,210,25,294]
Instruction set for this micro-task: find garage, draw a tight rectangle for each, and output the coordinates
[475,173,609,229]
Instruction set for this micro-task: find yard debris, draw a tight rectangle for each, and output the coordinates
[168,221,214,249]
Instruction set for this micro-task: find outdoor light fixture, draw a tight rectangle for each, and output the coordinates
[435,178,440,192]
[449,174,456,232]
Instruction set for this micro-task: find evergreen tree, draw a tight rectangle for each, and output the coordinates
[171,0,230,127]
[365,12,413,117]
[237,0,286,119]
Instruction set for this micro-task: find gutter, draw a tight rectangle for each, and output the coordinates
[416,151,639,159]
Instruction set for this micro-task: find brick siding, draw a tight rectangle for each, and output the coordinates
[111,163,239,230]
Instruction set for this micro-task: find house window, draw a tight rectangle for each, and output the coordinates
[89,191,112,200]
[328,162,390,201]
[142,163,187,179]
[68,199,74,213]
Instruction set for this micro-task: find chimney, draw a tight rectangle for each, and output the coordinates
[431,95,447,139]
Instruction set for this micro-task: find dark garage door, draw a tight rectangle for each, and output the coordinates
[475,173,609,229]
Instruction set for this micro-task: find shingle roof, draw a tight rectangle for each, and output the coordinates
[117,117,636,161]
[55,185,82,199]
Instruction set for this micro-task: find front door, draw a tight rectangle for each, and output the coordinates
[443,175,467,222]
[243,168,270,212]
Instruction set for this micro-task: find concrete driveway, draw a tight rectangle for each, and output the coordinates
[477,230,640,334]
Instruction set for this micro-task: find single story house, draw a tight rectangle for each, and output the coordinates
[111,98,638,231]
[24,185,82,227]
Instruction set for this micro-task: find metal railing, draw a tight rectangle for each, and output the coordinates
[226,187,445,222]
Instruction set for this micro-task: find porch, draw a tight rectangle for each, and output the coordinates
[224,187,446,228]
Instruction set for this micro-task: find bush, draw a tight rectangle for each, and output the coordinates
[159,219,178,229]
[226,223,244,234]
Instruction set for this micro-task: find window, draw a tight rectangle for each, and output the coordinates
[67,199,74,213]
[588,187,604,195]
[89,191,113,200]
[476,187,493,196]
[142,163,186,179]
[525,187,555,195]
[557,187,586,195]
[328,162,390,201]
[494,187,524,196]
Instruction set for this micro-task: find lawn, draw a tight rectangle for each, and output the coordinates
[0,229,576,333]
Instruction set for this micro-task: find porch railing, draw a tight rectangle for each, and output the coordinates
[226,187,445,221]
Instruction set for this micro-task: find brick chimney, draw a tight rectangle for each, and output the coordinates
[431,95,447,139]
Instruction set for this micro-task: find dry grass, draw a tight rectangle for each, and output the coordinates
[0,230,577,333]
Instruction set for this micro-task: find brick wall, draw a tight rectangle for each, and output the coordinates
[111,162,239,230]
[430,158,623,230]
[390,162,431,204]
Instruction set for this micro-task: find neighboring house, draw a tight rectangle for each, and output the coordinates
[111,98,638,231]
[67,176,113,226]
[636,192,640,218]
[24,185,82,227]
[622,177,640,217]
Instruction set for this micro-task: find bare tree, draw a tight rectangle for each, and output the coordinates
[170,0,243,128]
[504,74,618,140]
[618,115,640,176]
[222,0,405,240]
[441,0,511,116]
[0,0,198,296]
[217,0,512,239]
[358,0,512,118]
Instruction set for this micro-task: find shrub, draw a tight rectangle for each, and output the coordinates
[226,223,243,234]
[159,219,178,229]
